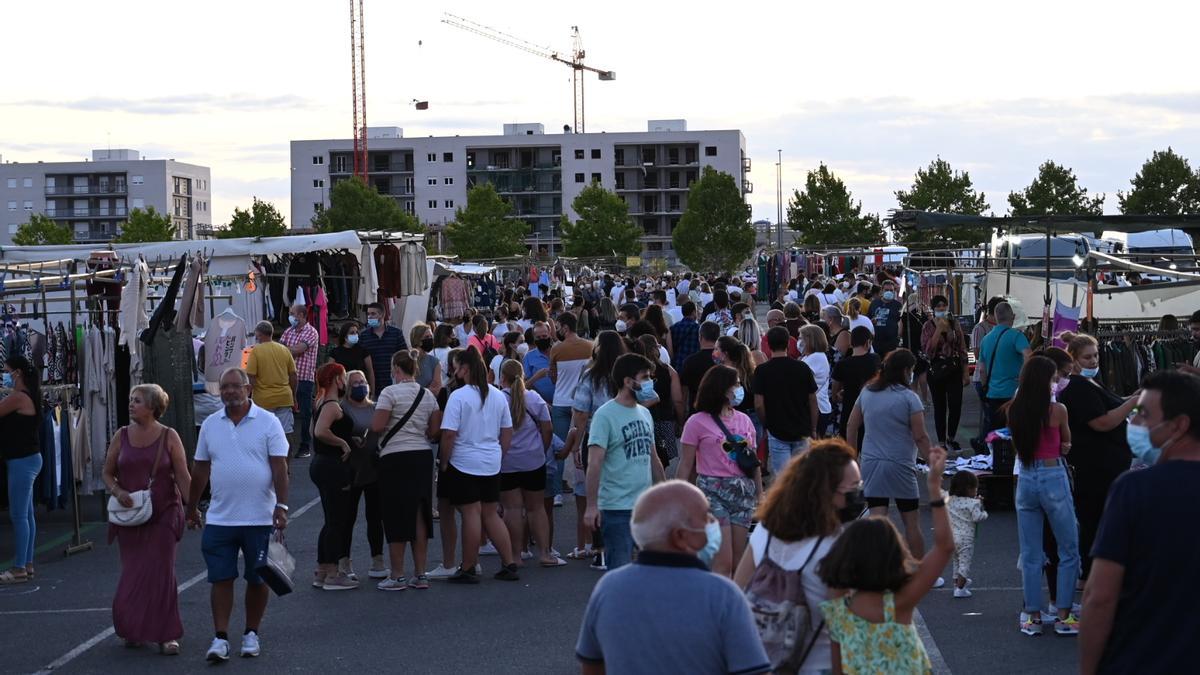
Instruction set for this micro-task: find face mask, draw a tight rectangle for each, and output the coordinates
[1052,378,1069,397]
[883,291,896,301]
[696,519,723,566]
[367,317,381,329]
[1,372,12,389]
[1127,421,1171,466]
[798,339,806,353]
[516,343,529,356]
[840,282,849,290]
[288,316,299,327]
[615,319,628,333]
[421,337,434,352]
[934,310,947,319]
[535,337,553,352]
[635,378,657,402]
[837,488,866,523]
[349,385,368,402]
[1080,366,1100,379]
[730,386,745,407]
[712,354,723,366]
[347,333,360,345]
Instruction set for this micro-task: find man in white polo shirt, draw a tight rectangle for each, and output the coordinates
[187,368,290,663]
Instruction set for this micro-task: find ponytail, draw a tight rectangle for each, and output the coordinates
[500,359,527,427]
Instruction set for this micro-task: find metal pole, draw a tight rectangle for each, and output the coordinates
[776,149,783,249]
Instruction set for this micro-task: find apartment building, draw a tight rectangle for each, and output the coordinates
[290,121,750,262]
[0,149,212,244]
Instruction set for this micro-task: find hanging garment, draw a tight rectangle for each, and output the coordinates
[399,242,429,296]
[374,244,402,298]
[358,244,379,307]
[203,312,247,395]
[1051,302,1081,349]
[141,256,188,346]
[174,255,207,332]
[439,276,470,321]
[142,325,197,458]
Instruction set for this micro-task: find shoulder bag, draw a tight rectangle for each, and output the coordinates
[979,326,1010,398]
[362,386,427,463]
[107,428,167,527]
[711,413,760,477]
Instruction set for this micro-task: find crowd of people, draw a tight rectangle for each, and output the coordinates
[7,265,1198,673]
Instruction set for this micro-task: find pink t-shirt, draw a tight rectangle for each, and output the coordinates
[682,410,757,478]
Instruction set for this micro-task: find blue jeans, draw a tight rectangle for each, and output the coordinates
[6,453,42,568]
[547,406,573,496]
[296,380,315,454]
[1016,462,1080,613]
[767,433,809,476]
[600,509,634,570]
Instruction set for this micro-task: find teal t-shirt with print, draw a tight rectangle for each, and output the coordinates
[588,399,655,511]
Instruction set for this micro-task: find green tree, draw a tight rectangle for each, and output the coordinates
[1117,147,1200,215]
[445,183,529,259]
[560,183,642,257]
[312,178,422,233]
[1008,161,1105,216]
[787,163,887,246]
[114,206,175,243]
[12,213,72,246]
[671,166,755,272]
[895,157,991,244]
[219,198,288,239]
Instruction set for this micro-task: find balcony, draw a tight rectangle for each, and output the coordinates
[742,180,754,194]
[73,229,116,242]
[467,163,559,172]
[46,207,128,218]
[742,157,752,172]
[45,184,127,196]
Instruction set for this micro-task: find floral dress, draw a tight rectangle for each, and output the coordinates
[821,590,931,675]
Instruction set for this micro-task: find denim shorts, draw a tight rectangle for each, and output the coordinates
[697,474,758,529]
[201,524,273,584]
[270,407,295,434]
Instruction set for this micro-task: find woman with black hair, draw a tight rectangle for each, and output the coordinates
[327,321,375,394]
[921,294,968,452]
[1003,356,1080,636]
[844,348,943,588]
[0,355,42,585]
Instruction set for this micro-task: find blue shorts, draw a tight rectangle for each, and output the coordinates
[201,524,273,585]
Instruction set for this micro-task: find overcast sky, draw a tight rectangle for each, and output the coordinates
[3,0,1198,230]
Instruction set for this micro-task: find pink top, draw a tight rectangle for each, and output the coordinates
[1035,424,1061,461]
[681,410,757,478]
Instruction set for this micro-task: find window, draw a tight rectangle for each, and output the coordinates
[615,174,625,190]
[7,224,17,234]
[669,195,680,211]
[444,200,454,209]
[615,148,625,166]
[443,152,453,162]
[403,201,414,214]
[6,201,14,210]
[132,198,144,208]
[444,177,453,185]
[312,156,324,165]
[591,173,601,184]
[335,156,347,173]
[574,149,585,160]
[313,202,324,213]
[705,146,717,156]
[427,153,437,162]
[466,152,476,169]
[591,149,601,159]
[668,148,679,164]
[312,179,324,188]
[574,173,585,183]
[22,178,32,188]
[131,175,144,185]
[427,177,437,186]
[5,179,14,189]
[23,200,32,211]
[428,200,437,209]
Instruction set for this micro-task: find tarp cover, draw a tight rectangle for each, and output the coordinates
[891,210,1200,235]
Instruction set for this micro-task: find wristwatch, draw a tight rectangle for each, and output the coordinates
[275,503,289,512]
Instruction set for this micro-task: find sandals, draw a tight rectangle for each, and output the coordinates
[160,641,180,656]
[540,556,568,568]
[0,569,29,584]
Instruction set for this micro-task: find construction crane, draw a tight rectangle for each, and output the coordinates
[350,0,368,181]
[441,13,615,133]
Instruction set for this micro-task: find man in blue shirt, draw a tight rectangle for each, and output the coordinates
[669,301,701,371]
[523,321,555,403]
[977,301,1031,430]
[358,302,408,391]
[576,480,770,675]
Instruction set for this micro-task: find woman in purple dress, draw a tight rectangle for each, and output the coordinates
[102,383,192,656]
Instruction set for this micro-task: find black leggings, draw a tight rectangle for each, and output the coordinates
[342,481,384,558]
[928,373,964,443]
[310,454,356,566]
[1074,465,1125,580]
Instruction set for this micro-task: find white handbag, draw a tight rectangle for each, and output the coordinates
[107,428,166,527]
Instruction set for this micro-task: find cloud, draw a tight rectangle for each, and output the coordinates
[7,93,316,115]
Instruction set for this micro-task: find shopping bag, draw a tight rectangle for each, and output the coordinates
[256,529,296,596]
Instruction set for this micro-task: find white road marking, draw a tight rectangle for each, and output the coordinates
[0,608,109,616]
[32,496,320,674]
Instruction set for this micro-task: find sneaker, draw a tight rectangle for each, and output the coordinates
[447,566,481,584]
[368,556,390,579]
[553,494,564,507]
[494,563,521,581]
[520,550,534,560]
[1019,612,1043,637]
[312,570,327,588]
[409,574,430,590]
[294,449,313,459]
[590,551,608,571]
[427,564,457,580]
[1054,615,1080,636]
[377,576,409,591]
[549,547,562,558]
[240,631,260,658]
[322,574,360,591]
[206,637,230,662]
[953,587,972,598]
[338,558,358,582]
[479,542,499,556]
[932,576,946,589]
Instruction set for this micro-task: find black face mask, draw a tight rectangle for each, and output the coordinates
[421,338,434,352]
[535,337,553,352]
[837,488,866,524]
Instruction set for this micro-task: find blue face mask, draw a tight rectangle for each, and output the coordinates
[1127,421,1172,466]
[883,290,896,301]
[287,316,299,327]
[934,310,947,319]
[730,386,745,407]
[635,379,657,402]
[1080,366,1100,379]
[696,519,723,566]
[367,318,381,329]
[2,372,12,389]
[347,333,359,345]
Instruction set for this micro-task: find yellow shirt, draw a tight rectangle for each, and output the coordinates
[246,341,296,409]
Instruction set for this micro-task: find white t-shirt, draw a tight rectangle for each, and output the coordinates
[749,527,838,674]
[803,352,832,414]
[375,382,440,456]
[432,347,453,375]
[610,284,625,304]
[658,345,671,365]
[195,403,289,527]
[849,314,875,335]
[441,384,514,475]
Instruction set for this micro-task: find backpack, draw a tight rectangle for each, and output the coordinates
[745,535,826,675]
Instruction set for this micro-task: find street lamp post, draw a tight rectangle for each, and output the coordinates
[775,149,783,249]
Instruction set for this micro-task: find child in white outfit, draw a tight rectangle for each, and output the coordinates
[946,472,988,598]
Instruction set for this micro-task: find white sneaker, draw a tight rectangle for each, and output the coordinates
[377,577,409,591]
[479,542,499,556]
[427,564,457,580]
[549,547,562,557]
[368,555,390,579]
[953,587,972,598]
[206,637,230,662]
[240,631,260,658]
[932,576,946,589]
[553,494,564,507]
[520,550,534,560]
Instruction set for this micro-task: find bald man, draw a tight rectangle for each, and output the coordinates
[575,480,770,675]
[763,309,800,359]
